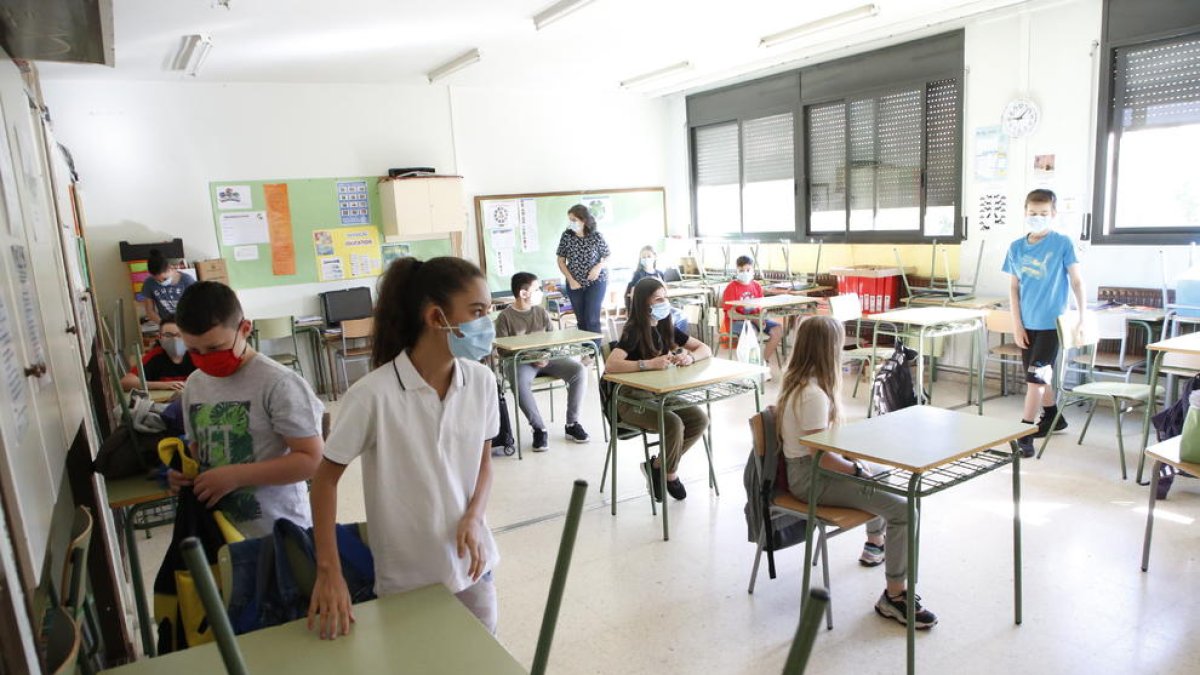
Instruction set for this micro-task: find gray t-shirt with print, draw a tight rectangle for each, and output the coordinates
[182,354,323,538]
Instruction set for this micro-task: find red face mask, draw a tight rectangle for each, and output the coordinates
[191,330,248,378]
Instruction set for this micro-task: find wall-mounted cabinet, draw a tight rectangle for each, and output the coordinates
[379,175,467,241]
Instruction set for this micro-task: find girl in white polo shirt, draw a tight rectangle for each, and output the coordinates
[307,256,501,638]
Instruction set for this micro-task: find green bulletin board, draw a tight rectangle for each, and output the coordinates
[208,176,451,290]
[474,187,667,293]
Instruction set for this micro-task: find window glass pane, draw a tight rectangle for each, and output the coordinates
[807,103,846,233]
[742,113,795,233]
[1114,124,1200,228]
[695,122,741,235]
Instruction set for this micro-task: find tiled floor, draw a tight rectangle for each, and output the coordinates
[133,367,1200,674]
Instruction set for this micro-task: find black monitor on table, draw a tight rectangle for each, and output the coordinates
[320,287,373,326]
[662,267,683,283]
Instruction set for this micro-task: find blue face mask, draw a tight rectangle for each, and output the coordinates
[442,313,496,361]
[650,300,672,322]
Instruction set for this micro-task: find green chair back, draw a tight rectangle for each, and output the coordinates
[254,316,296,342]
[530,480,587,675]
[181,537,250,675]
[781,587,830,675]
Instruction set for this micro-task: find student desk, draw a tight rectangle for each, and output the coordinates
[868,307,988,415]
[765,284,832,296]
[147,390,179,404]
[604,358,765,541]
[100,584,526,674]
[106,475,174,658]
[908,295,1006,310]
[726,295,821,361]
[1137,332,1200,484]
[493,328,604,458]
[797,406,1034,675]
[665,285,714,344]
[1140,436,1199,571]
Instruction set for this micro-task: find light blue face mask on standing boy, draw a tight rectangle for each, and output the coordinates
[443,314,496,361]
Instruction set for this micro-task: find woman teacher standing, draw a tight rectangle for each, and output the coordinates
[556,204,609,349]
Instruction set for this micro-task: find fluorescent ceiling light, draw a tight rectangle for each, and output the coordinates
[427,48,481,83]
[170,34,213,77]
[533,0,598,30]
[760,4,881,48]
[620,61,692,89]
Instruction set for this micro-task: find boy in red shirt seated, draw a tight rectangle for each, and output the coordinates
[120,315,197,392]
[721,255,782,364]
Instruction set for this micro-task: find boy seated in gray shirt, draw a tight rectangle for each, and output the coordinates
[495,272,589,451]
[168,281,324,538]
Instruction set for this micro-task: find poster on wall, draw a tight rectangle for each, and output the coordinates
[579,195,614,225]
[215,185,253,210]
[0,290,29,439]
[483,199,520,231]
[11,246,49,385]
[977,193,1007,231]
[519,199,539,252]
[312,227,382,281]
[973,126,1009,182]
[263,183,297,275]
[336,180,370,225]
[219,211,270,246]
[1033,154,1056,183]
[381,243,411,269]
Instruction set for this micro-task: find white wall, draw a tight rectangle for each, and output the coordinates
[37,79,673,328]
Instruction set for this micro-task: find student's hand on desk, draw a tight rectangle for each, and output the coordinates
[645,355,673,371]
[308,570,355,640]
[192,466,243,508]
[457,514,488,582]
[1013,325,1029,349]
[152,381,186,391]
[668,351,695,367]
[166,469,191,495]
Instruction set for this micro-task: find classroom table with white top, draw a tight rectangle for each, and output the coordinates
[603,357,766,541]
[868,306,989,415]
[726,294,822,362]
[493,328,605,458]
[100,584,527,674]
[797,406,1035,675]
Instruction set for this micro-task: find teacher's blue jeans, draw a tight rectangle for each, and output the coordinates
[565,278,607,350]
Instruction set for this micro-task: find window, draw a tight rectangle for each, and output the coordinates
[804,79,961,239]
[693,113,796,236]
[1097,33,1200,242]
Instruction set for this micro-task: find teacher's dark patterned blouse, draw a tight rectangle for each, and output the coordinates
[556,230,610,288]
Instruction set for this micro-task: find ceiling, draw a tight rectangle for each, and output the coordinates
[35,0,1034,94]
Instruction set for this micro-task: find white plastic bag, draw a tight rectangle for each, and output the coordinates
[736,320,761,365]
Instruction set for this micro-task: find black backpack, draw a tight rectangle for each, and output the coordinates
[744,407,808,562]
[871,340,920,416]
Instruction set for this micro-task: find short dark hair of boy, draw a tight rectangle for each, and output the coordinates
[175,281,244,335]
[147,249,168,276]
[1025,189,1057,209]
[736,255,754,268]
[511,272,538,297]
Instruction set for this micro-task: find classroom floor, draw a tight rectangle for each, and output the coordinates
[131,367,1200,674]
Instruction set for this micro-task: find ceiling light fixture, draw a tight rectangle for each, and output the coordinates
[760,4,881,48]
[170,34,213,77]
[533,0,598,31]
[620,61,693,89]
[427,48,482,83]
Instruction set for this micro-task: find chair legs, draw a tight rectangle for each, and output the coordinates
[1039,395,1139,480]
[747,522,836,630]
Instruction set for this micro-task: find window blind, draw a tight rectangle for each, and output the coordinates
[742,113,794,183]
[694,122,740,186]
[807,103,846,230]
[1117,35,1200,130]
[925,78,960,207]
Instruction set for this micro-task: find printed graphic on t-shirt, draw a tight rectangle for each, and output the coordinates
[189,400,262,524]
[1016,252,1052,280]
[149,284,185,313]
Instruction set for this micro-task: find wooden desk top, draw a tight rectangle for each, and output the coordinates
[665,286,710,299]
[494,328,603,353]
[1095,307,1166,322]
[726,295,821,310]
[148,389,179,404]
[870,306,987,326]
[1145,436,1200,475]
[797,407,1035,473]
[909,296,1006,310]
[101,585,525,674]
[765,285,832,296]
[603,357,765,395]
[105,476,171,509]
[1148,332,1200,355]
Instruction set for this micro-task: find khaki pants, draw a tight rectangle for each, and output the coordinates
[616,399,708,473]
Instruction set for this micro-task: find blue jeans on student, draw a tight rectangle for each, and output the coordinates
[565,277,607,350]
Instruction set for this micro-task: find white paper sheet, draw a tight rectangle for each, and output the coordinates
[491,227,516,251]
[496,248,514,277]
[11,246,48,384]
[220,211,270,246]
[519,199,539,252]
[233,245,259,261]
[319,256,345,281]
[483,200,520,230]
[215,185,253,210]
[0,291,29,439]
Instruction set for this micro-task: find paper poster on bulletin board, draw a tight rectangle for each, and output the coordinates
[313,227,382,281]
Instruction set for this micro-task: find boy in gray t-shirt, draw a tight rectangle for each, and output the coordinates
[172,282,324,538]
[495,272,589,451]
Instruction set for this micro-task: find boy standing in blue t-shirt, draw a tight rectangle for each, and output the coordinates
[1002,189,1086,457]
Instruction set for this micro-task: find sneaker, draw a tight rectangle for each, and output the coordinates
[666,477,687,501]
[1017,435,1035,459]
[564,423,589,443]
[641,459,663,502]
[532,428,549,452]
[859,542,885,567]
[874,590,938,629]
[1032,414,1069,438]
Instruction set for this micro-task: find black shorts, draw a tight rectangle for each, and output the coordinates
[1021,329,1059,384]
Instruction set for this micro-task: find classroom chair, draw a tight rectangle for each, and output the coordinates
[43,605,82,675]
[597,343,661,512]
[61,506,102,675]
[1037,311,1163,479]
[531,479,587,675]
[984,309,1025,396]
[781,587,831,675]
[829,293,891,398]
[746,408,874,630]
[253,316,304,377]
[334,317,374,396]
[182,537,250,675]
[1067,310,1149,383]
